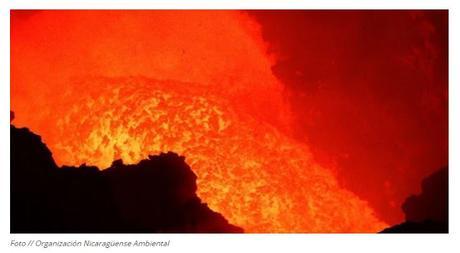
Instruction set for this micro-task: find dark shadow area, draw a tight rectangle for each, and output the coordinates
[250,10,448,224]
[11,124,243,233]
[381,167,448,233]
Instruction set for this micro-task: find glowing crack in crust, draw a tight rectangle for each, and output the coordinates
[45,77,386,233]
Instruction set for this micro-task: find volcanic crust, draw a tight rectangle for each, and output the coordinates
[11,124,243,233]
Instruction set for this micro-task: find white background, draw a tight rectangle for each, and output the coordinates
[1,1,459,252]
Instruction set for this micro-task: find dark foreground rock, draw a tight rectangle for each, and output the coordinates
[11,125,243,233]
[381,167,448,233]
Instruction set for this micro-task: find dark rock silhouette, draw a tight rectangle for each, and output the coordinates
[380,220,447,233]
[381,167,448,233]
[11,124,243,233]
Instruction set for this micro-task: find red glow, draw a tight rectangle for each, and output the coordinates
[13,10,445,232]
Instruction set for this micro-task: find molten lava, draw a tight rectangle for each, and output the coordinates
[11,10,387,232]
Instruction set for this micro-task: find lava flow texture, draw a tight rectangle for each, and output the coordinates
[11,11,389,232]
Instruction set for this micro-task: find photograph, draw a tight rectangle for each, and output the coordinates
[9,10,448,234]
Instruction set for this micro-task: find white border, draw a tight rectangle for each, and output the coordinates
[1,1,459,253]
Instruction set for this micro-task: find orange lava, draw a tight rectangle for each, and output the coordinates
[11,10,387,232]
